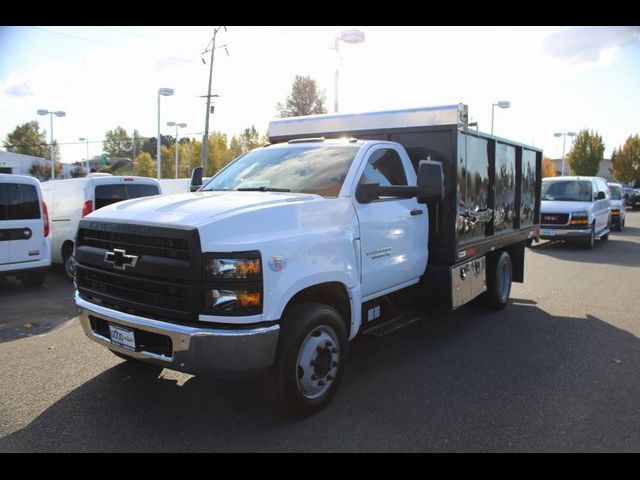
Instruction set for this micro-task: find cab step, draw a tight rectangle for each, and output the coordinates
[361,314,422,338]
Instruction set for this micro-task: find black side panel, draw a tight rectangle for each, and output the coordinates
[521,149,538,227]
[494,142,517,233]
[457,134,490,243]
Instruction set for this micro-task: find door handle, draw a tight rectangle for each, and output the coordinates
[410,209,424,216]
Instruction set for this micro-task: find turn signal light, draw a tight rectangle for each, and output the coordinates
[570,219,588,225]
[42,201,49,237]
[82,200,93,218]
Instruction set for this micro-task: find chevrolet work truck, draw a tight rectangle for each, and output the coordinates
[74,104,542,415]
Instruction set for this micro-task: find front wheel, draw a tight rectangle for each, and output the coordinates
[482,251,512,310]
[265,302,348,416]
[63,248,76,281]
[20,271,47,287]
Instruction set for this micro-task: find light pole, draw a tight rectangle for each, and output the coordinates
[78,137,90,174]
[167,122,187,179]
[554,131,577,176]
[490,100,510,136]
[157,88,174,179]
[37,109,66,180]
[333,29,365,113]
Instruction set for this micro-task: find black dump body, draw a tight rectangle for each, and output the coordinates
[270,124,542,269]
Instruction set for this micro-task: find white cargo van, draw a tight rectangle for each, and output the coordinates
[0,174,51,286]
[42,174,161,279]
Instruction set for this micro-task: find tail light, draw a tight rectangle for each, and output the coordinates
[82,200,93,218]
[42,201,50,237]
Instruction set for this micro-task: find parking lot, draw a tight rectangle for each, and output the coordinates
[1,212,639,452]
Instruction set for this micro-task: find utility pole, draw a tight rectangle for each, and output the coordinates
[200,26,228,173]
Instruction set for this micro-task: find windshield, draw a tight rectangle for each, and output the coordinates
[201,145,359,198]
[609,185,621,200]
[541,180,592,202]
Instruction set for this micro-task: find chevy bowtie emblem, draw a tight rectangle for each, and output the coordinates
[104,248,139,270]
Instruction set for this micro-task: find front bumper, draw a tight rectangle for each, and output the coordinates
[75,293,279,378]
[539,225,592,240]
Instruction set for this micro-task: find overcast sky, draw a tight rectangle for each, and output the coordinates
[1,25,639,164]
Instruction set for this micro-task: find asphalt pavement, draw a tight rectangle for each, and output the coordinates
[1,212,639,452]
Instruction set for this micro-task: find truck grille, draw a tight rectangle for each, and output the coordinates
[77,227,189,260]
[541,213,569,225]
[75,221,202,323]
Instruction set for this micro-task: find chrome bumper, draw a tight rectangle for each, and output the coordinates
[75,293,279,378]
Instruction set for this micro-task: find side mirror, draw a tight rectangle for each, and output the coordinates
[190,166,203,192]
[416,160,444,203]
[356,181,380,204]
[595,191,606,200]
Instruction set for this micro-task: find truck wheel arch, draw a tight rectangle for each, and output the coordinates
[280,282,352,338]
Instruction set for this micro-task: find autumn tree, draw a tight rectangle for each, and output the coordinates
[103,126,132,158]
[612,134,640,184]
[134,152,156,178]
[277,75,327,117]
[567,129,605,176]
[29,162,62,181]
[542,157,557,177]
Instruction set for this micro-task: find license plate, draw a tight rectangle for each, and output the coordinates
[109,324,136,350]
[542,229,556,236]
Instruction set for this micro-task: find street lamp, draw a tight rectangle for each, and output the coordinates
[333,29,365,113]
[37,109,66,180]
[157,88,174,179]
[490,100,510,136]
[167,122,187,179]
[78,137,90,174]
[554,131,577,176]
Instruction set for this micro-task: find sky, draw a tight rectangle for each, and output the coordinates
[1,25,639,164]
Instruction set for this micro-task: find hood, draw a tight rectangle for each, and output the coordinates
[85,190,320,227]
[540,200,593,214]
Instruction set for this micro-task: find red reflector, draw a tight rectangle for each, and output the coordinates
[82,200,93,217]
[42,201,50,237]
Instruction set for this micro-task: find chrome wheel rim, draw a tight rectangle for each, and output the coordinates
[296,325,340,400]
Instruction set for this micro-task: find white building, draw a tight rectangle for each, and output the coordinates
[0,150,75,178]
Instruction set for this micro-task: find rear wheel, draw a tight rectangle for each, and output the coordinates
[20,271,47,287]
[264,302,348,416]
[482,251,512,310]
[62,246,75,281]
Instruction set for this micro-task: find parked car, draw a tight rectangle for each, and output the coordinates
[41,173,161,279]
[628,188,640,210]
[540,176,611,248]
[607,182,626,230]
[0,174,51,286]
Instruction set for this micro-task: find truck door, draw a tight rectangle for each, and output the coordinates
[5,182,43,264]
[353,145,428,299]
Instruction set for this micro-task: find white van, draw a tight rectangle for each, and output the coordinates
[42,174,161,279]
[0,174,51,286]
[158,176,212,195]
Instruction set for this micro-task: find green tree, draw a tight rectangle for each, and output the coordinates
[567,129,605,176]
[205,132,232,176]
[70,166,87,178]
[29,162,62,181]
[612,134,640,184]
[134,152,155,177]
[103,126,132,158]
[277,75,327,117]
[3,121,60,160]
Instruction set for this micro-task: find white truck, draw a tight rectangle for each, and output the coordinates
[42,174,161,279]
[74,104,542,415]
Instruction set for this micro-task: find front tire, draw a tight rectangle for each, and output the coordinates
[20,271,47,287]
[482,251,512,310]
[265,302,348,416]
[583,223,595,249]
[62,246,76,281]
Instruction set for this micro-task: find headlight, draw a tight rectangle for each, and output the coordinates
[570,211,589,225]
[204,256,261,280]
[202,252,263,316]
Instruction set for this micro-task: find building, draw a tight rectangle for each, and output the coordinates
[549,158,615,181]
[0,151,75,178]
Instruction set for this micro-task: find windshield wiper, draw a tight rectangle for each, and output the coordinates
[236,187,291,192]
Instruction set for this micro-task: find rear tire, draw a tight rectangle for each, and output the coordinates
[264,302,348,416]
[482,251,512,310]
[20,271,47,287]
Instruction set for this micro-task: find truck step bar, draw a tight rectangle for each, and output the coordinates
[361,314,422,338]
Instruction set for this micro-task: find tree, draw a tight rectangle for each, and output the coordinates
[277,75,327,117]
[542,157,557,177]
[134,152,156,178]
[612,134,640,184]
[70,166,86,178]
[29,162,62,181]
[103,126,132,158]
[139,134,175,159]
[3,121,60,161]
[567,129,605,176]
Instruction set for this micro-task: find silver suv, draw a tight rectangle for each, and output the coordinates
[539,176,611,248]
